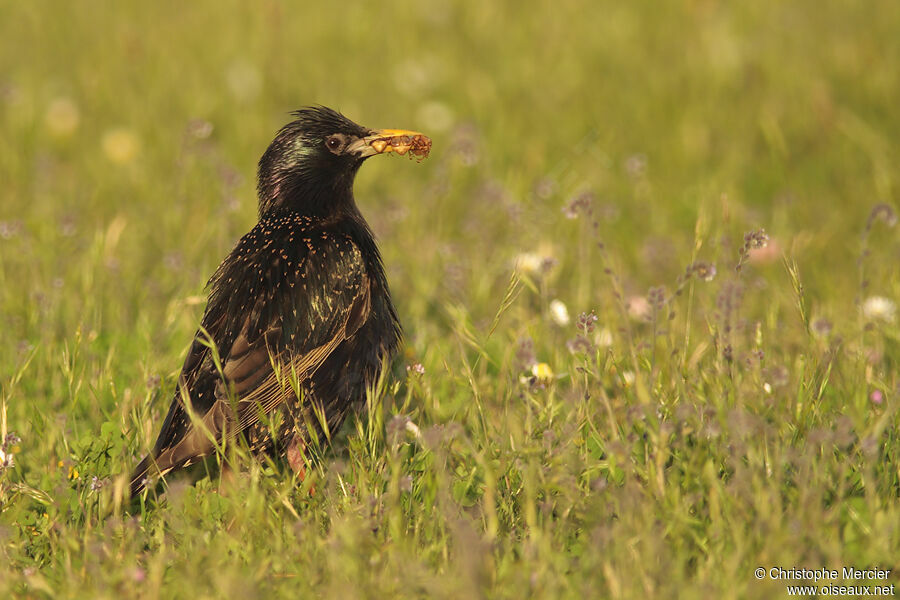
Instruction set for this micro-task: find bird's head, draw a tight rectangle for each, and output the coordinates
[257,106,430,217]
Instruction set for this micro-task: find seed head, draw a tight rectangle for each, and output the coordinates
[862,296,897,323]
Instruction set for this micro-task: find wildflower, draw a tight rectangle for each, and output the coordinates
[406,362,425,375]
[722,344,734,362]
[866,203,897,230]
[90,476,106,491]
[0,448,13,470]
[621,371,635,386]
[744,229,770,250]
[515,252,543,274]
[627,295,651,321]
[690,261,717,282]
[514,243,558,276]
[811,317,833,338]
[405,420,421,439]
[387,415,420,443]
[45,97,80,137]
[870,390,884,405]
[862,296,897,323]
[531,362,554,384]
[566,334,593,354]
[748,236,781,265]
[102,128,140,164]
[549,299,570,326]
[576,311,599,334]
[647,286,666,311]
[186,118,214,140]
[562,190,594,219]
[736,228,770,272]
[386,415,409,441]
[0,432,20,470]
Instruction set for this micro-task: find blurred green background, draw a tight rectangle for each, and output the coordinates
[2,1,899,598]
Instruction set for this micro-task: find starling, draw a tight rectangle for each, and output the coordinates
[129,106,430,497]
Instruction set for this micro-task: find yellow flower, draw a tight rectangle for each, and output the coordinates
[102,128,140,164]
[531,362,554,383]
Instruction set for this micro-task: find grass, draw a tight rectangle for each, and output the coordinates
[1,1,899,598]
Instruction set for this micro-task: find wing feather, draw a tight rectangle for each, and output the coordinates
[130,220,370,495]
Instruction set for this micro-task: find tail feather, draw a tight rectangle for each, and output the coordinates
[130,450,200,498]
[129,453,161,498]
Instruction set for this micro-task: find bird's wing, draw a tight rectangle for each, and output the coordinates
[131,224,369,492]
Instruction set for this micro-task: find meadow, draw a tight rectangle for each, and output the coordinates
[1,1,899,598]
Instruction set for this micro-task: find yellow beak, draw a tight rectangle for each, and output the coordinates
[349,128,432,160]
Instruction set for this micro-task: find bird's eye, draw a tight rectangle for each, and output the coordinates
[325,136,344,154]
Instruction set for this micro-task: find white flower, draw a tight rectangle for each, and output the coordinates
[514,243,558,276]
[549,299,570,326]
[595,327,613,347]
[862,296,897,323]
[515,252,543,274]
[406,362,425,375]
[0,447,13,470]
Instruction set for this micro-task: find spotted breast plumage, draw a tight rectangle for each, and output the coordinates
[129,106,431,497]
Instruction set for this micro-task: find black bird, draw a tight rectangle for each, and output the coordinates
[129,107,431,497]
